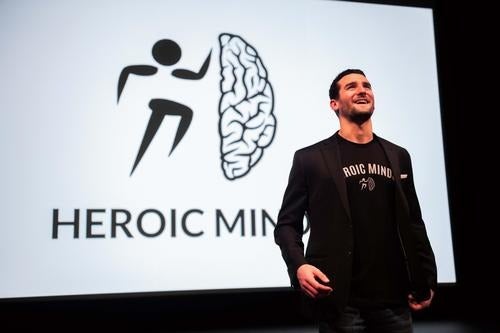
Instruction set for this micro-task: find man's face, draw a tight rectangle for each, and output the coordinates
[330,73,375,124]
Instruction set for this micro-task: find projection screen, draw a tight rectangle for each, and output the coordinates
[0,0,455,299]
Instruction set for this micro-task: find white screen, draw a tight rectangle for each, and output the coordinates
[0,0,455,298]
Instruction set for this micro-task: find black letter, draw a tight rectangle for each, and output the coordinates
[52,209,79,239]
[137,209,165,237]
[261,209,276,236]
[87,209,106,238]
[171,209,176,237]
[251,209,256,236]
[182,209,204,237]
[111,209,133,238]
[216,209,244,236]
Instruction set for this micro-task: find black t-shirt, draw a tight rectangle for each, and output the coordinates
[338,135,408,306]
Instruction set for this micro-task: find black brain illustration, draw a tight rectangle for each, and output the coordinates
[218,33,276,180]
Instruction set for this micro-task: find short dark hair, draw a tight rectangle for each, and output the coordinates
[329,69,366,100]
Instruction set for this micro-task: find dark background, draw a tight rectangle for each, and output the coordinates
[1,1,496,331]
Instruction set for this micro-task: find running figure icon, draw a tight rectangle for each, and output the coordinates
[117,39,212,175]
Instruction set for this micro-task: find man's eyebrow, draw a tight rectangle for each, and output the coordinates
[344,79,371,89]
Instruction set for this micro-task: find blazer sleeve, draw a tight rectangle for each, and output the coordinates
[274,151,308,288]
[400,148,438,292]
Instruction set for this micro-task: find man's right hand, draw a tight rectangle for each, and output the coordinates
[297,264,333,299]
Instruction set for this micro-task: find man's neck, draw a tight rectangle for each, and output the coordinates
[338,121,373,144]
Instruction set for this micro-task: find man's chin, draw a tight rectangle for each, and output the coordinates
[350,111,373,124]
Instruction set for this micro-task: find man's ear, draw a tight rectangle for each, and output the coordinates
[329,99,337,112]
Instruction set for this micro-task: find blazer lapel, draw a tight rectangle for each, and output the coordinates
[319,134,352,222]
[376,135,409,213]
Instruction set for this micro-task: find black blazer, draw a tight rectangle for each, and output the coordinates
[274,132,437,314]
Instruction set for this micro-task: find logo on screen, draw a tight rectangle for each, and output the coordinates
[117,34,276,179]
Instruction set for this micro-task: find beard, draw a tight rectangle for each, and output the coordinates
[348,108,373,125]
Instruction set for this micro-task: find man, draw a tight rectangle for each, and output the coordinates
[274,69,437,332]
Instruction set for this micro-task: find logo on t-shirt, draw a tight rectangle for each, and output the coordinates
[359,177,375,191]
[343,163,393,192]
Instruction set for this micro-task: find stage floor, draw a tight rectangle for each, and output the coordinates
[182,321,497,333]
